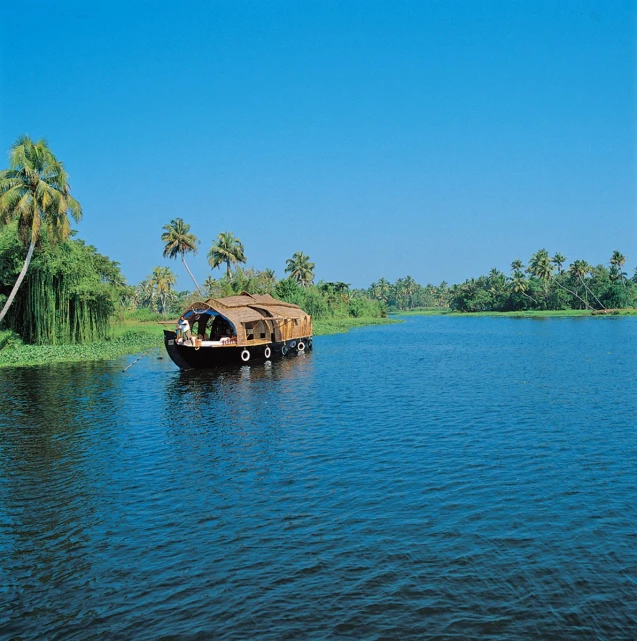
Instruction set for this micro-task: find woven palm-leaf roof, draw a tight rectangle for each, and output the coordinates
[183,292,311,346]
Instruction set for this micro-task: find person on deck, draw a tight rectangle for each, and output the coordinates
[176,316,191,344]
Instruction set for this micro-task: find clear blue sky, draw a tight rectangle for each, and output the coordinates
[1,1,635,288]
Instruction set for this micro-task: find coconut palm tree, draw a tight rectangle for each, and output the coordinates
[149,266,176,314]
[370,277,391,304]
[0,136,82,324]
[509,270,539,306]
[285,251,315,286]
[610,250,627,283]
[569,260,605,310]
[161,218,201,293]
[527,249,554,304]
[510,259,524,273]
[208,232,246,279]
[551,252,567,275]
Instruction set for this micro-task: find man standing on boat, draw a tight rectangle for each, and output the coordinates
[176,316,191,344]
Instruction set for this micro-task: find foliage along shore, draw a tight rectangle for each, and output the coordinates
[0,316,399,369]
[393,307,637,318]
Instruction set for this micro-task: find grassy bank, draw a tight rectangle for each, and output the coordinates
[313,316,400,335]
[0,320,164,369]
[0,316,397,368]
[394,308,637,318]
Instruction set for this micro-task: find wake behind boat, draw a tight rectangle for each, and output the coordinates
[163,293,312,369]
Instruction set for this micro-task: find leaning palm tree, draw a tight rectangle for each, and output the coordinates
[569,260,605,310]
[149,266,176,314]
[509,270,539,306]
[0,136,82,324]
[208,232,246,279]
[285,251,315,287]
[161,218,202,294]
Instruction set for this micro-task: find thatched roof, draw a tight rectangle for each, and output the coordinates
[184,293,312,345]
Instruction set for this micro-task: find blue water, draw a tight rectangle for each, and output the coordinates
[1,316,635,640]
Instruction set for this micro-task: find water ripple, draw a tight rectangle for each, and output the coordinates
[1,317,635,640]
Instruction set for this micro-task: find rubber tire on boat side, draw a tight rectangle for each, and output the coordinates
[264,346,271,359]
[241,349,250,362]
[297,341,305,352]
[281,345,288,356]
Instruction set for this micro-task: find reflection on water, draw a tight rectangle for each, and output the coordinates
[0,318,636,640]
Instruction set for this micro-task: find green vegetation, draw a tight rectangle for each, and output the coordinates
[0,222,125,344]
[161,218,202,293]
[208,231,247,279]
[396,308,637,318]
[444,250,636,313]
[0,319,163,368]
[0,136,82,324]
[3,138,633,368]
[285,251,315,286]
[313,317,400,335]
[367,277,450,311]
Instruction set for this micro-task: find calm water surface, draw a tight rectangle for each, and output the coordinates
[1,316,636,640]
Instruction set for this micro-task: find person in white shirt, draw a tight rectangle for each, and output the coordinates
[176,316,191,344]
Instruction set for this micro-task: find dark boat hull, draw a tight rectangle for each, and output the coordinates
[163,330,312,370]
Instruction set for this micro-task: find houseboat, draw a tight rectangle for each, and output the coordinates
[163,293,313,370]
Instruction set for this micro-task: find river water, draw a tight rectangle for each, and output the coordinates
[1,316,635,640]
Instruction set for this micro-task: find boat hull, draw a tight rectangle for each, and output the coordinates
[163,330,312,370]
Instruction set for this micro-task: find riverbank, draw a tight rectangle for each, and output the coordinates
[0,316,398,368]
[394,308,637,318]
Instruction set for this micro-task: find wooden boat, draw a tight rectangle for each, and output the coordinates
[163,293,313,369]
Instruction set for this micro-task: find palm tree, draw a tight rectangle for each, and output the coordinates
[0,136,82,324]
[285,251,315,286]
[208,232,246,279]
[149,266,176,314]
[509,270,539,306]
[551,252,567,275]
[370,277,391,304]
[402,275,418,309]
[136,279,156,309]
[510,259,524,273]
[609,250,627,283]
[161,218,201,294]
[569,260,605,310]
[527,249,554,304]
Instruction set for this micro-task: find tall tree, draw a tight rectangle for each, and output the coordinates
[208,232,246,279]
[527,249,554,304]
[285,251,315,287]
[551,252,567,274]
[610,250,627,283]
[161,218,201,293]
[149,266,176,314]
[509,270,539,306]
[0,136,81,324]
[569,260,605,310]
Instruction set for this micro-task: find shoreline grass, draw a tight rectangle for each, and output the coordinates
[313,316,400,335]
[0,316,398,368]
[393,307,637,318]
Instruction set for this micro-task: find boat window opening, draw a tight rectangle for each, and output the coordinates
[211,315,236,341]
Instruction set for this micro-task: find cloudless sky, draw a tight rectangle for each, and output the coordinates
[1,0,635,288]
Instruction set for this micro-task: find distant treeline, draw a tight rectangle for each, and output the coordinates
[128,267,386,322]
[126,218,387,322]
[364,250,636,313]
[446,250,635,312]
[366,277,451,311]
